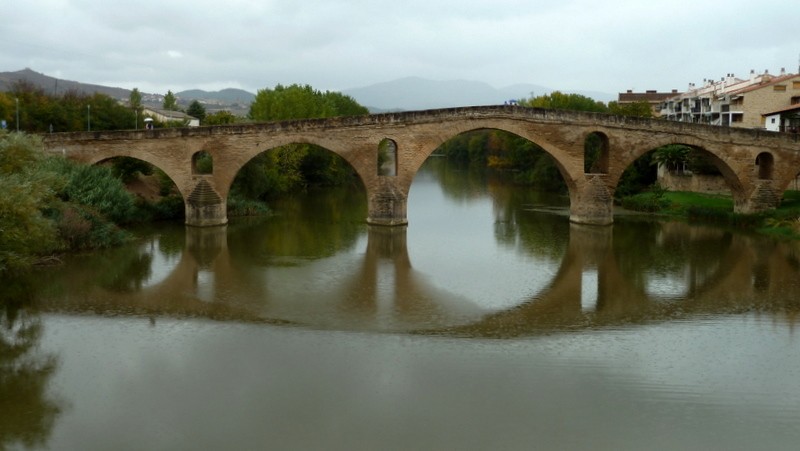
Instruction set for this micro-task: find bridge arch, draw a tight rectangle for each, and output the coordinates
[87,154,188,203]
[422,123,584,190]
[611,138,747,204]
[41,105,800,226]
[226,139,368,208]
[403,123,613,225]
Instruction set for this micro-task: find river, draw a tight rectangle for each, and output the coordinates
[2,157,800,450]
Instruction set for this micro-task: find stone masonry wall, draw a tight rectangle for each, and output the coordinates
[659,171,730,195]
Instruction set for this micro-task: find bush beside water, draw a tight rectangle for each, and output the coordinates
[621,188,800,238]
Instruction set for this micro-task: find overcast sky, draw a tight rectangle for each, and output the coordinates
[2,0,799,97]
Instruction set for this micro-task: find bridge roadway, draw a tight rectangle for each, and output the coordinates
[42,105,800,227]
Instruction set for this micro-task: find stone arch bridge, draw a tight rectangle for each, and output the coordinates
[42,105,800,227]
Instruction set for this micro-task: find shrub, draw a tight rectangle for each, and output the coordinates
[59,162,138,224]
[0,173,60,273]
[135,195,185,221]
[621,185,671,212]
[227,195,271,217]
[51,203,132,250]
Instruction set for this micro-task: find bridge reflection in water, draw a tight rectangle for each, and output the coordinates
[38,220,800,336]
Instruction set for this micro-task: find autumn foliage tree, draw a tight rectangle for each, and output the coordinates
[0,81,134,133]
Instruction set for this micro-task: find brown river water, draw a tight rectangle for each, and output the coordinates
[2,158,799,450]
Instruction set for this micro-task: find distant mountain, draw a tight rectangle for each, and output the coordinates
[342,77,615,111]
[176,88,255,105]
[0,68,254,115]
[341,77,533,111]
[0,68,132,100]
[1,69,615,115]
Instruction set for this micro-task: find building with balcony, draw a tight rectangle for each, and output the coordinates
[659,68,800,129]
[763,104,800,133]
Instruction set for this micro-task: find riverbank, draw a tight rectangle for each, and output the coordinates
[621,189,800,239]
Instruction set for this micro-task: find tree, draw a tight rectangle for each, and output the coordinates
[249,84,367,121]
[129,88,143,128]
[186,100,206,122]
[0,132,60,273]
[204,110,237,125]
[2,82,133,132]
[234,84,368,201]
[608,100,653,118]
[163,90,178,111]
[519,91,607,113]
[652,145,691,173]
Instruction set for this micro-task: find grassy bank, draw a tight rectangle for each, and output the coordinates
[621,189,800,239]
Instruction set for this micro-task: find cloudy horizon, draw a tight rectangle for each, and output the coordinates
[2,0,799,97]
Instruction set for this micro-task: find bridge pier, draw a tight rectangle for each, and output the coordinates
[366,180,408,226]
[184,177,228,227]
[568,175,614,226]
[736,179,781,214]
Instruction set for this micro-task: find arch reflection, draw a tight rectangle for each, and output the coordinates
[31,216,800,336]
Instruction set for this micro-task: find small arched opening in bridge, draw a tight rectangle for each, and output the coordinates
[584,132,609,174]
[192,150,213,175]
[229,141,367,218]
[755,152,774,180]
[96,156,185,220]
[378,138,398,176]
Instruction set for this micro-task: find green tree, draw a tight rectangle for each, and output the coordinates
[163,90,178,111]
[129,87,142,110]
[186,100,206,122]
[204,110,237,125]
[519,91,607,113]
[248,84,367,121]
[234,84,368,201]
[129,88,143,128]
[652,144,691,173]
[3,81,133,132]
[608,100,654,118]
[0,132,60,273]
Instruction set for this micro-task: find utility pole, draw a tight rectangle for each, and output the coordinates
[15,97,19,132]
[87,105,91,131]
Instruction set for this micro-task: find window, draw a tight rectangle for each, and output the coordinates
[793,81,800,89]
[774,85,787,92]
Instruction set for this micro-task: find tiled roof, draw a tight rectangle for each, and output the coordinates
[729,73,800,95]
[761,103,800,116]
[618,91,678,102]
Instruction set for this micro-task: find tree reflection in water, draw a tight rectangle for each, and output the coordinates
[0,276,63,450]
